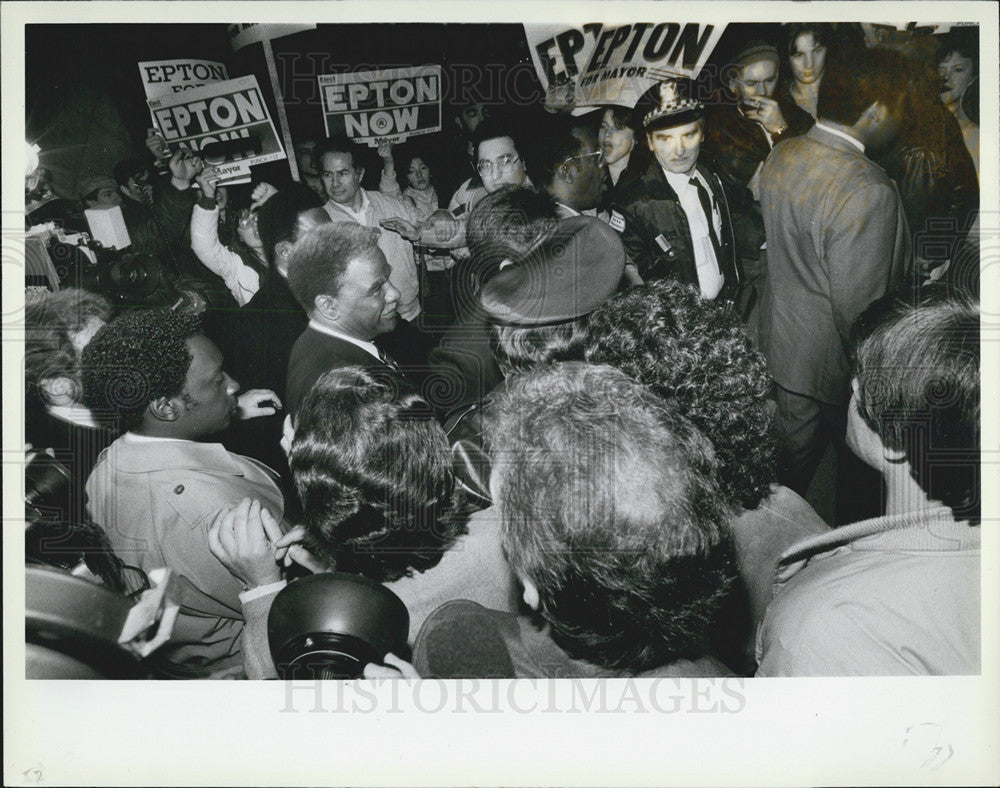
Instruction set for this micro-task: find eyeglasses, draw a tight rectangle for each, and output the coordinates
[476,153,521,177]
[560,149,603,168]
[238,212,258,229]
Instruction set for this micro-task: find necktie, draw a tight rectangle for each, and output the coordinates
[690,176,722,254]
[377,346,401,372]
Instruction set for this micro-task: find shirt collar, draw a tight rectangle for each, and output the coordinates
[327,189,370,220]
[814,121,865,153]
[47,403,98,429]
[661,166,704,195]
[124,431,192,444]
[307,319,381,361]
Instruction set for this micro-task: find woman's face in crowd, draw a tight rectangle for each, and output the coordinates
[938,52,976,109]
[406,157,431,191]
[599,109,635,166]
[790,32,827,85]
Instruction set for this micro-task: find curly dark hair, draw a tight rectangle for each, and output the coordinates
[290,366,472,582]
[485,362,735,672]
[25,289,112,404]
[80,308,201,432]
[585,279,777,510]
[255,183,324,265]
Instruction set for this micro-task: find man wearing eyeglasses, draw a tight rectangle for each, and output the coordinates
[611,78,739,302]
[380,119,533,321]
[529,116,604,220]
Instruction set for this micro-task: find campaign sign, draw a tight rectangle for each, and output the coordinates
[525,22,726,111]
[227,23,316,51]
[147,75,286,173]
[318,65,442,146]
[138,59,230,99]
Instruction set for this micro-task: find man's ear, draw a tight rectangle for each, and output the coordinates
[274,240,292,270]
[314,293,339,322]
[557,163,574,184]
[148,396,181,423]
[860,100,887,127]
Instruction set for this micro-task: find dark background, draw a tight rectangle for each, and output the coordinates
[26,23,541,199]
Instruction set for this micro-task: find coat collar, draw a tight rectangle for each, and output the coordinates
[807,123,868,157]
[103,434,251,475]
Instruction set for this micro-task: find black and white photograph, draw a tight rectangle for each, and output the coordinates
[3,1,998,785]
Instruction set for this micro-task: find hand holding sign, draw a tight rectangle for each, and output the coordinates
[146,128,171,166]
[169,148,203,186]
[195,166,221,200]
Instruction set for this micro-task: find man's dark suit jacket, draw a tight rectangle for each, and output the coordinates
[612,160,740,300]
[286,326,406,416]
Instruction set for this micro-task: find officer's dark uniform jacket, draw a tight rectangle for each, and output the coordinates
[611,159,740,302]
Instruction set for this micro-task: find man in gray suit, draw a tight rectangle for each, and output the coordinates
[759,48,911,509]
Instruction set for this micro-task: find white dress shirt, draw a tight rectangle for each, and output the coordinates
[662,167,724,299]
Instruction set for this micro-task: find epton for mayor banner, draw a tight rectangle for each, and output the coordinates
[525,22,726,112]
[147,74,286,178]
[318,65,442,146]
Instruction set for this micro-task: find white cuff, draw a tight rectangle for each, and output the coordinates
[239,579,287,604]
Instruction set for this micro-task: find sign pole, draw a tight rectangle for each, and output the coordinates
[262,37,300,182]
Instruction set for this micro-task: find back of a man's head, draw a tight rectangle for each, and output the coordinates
[113,158,147,188]
[256,184,324,265]
[853,293,980,523]
[25,288,112,400]
[285,222,381,313]
[486,362,735,672]
[817,47,909,127]
[466,186,558,277]
[525,116,590,191]
[81,308,202,432]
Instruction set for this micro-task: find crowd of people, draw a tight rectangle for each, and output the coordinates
[23,23,981,679]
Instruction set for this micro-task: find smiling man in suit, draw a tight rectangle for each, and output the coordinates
[284,222,412,417]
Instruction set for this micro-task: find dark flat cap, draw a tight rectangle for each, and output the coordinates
[480,215,626,326]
